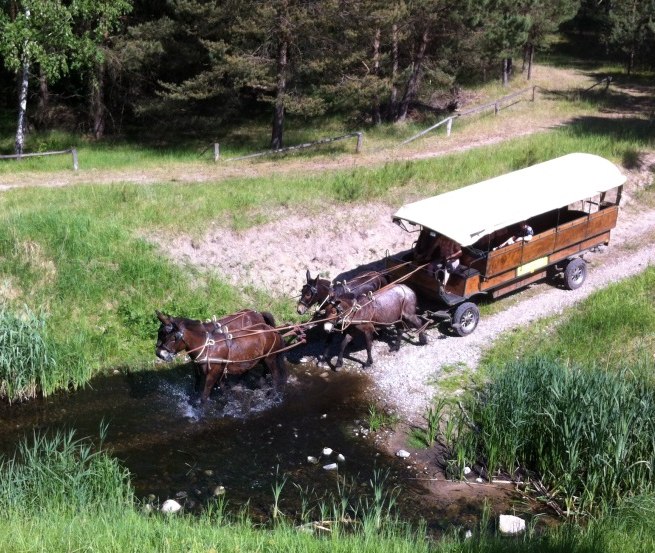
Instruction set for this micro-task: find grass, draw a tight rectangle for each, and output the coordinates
[436,267,655,517]
[366,403,400,432]
[5,428,655,552]
[0,306,56,402]
[481,267,655,370]
[450,357,655,517]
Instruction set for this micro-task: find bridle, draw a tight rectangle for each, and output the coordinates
[157,323,186,356]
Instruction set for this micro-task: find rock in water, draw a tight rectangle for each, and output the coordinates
[498,514,525,535]
[161,499,182,514]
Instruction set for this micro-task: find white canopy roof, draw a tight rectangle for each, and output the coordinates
[392,153,626,246]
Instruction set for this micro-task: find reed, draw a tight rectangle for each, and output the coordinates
[0,425,133,514]
[452,357,655,516]
[0,306,57,402]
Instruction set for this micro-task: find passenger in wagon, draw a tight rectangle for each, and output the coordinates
[417,232,462,285]
[496,222,533,249]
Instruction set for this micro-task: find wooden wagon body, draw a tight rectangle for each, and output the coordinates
[386,153,626,335]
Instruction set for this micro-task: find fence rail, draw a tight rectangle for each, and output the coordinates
[399,76,612,148]
[212,131,363,163]
[0,148,78,170]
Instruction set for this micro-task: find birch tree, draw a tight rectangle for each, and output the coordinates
[0,0,74,154]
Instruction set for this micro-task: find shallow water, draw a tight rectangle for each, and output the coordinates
[0,363,447,528]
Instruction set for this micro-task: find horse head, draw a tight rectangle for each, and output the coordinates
[297,270,330,315]
[155,311,188,362]
[322,293,356,333]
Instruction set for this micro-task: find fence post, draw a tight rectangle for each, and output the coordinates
[494,102,499,115]
[604,76,611,93]
[213,143,220,162]
[355,132,363,153]
[71,148,78,171]
[532,86,536,102]
[446,117,453,137]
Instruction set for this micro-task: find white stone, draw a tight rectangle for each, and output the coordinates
[463,466,472,475]
[498,515,526,535]
[322,447,333,456]
[161,499,182,513]
[323,463,338,471]
[475,477,483,483]
[464,530,473,539]
[396,449,410,459]
[212,486,225,496]
[307,456,318,464]
[336,454,345,462]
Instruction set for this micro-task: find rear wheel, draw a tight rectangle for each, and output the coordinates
[564,258,587,290]
[451,302,479,336]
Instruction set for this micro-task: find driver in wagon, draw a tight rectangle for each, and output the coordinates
[415,230,462,285]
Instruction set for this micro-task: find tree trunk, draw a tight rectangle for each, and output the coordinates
[388,22,399,120]
[15,59,29,155]
[90,61,106,139]
[271,36,288,151]
[502,57,511,86]
[371,28,381,125]
[397,28,429,122]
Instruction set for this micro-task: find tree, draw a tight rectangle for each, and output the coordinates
[0,0,131,153]
[70,0,132,138]
[0,0,75,154]
[521,0,580,79]
[607,0,655,74]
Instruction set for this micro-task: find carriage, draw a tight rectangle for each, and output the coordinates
[386,153,626,336]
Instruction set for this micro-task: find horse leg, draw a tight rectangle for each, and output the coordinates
[201,368,221,403]
[361,324,375,367]
[335,332,353,369]
[391,323,402,352]
[264,353,287,391]
[405,313,428,345]
[320,331,335,365]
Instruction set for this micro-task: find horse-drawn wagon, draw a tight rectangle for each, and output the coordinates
[386,153,626,336]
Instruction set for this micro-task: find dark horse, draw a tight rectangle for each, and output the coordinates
[155,311,287,402]
[321,284,428,368]
[296,269,389,315]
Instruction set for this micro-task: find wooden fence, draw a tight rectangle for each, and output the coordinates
[0,148,79,170]
[210,131,364,163]
[399,76,613,147]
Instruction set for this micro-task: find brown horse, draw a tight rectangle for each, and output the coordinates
[321,284,428,368]
[155,311,287,402]
[296,270,389,315]
[181,309,276,335]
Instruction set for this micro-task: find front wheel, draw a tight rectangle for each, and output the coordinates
[451,302,480,337]
[564,258,587,290]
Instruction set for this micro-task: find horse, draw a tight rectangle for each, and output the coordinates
[296,269,389,315]
[321,284,428,368]
[155,311,287,403]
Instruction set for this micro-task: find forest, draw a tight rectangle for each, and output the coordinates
[1,0,654,155]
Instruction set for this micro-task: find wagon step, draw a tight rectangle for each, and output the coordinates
[437,287,466,307]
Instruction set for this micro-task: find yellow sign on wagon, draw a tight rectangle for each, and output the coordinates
[516,256,548,277]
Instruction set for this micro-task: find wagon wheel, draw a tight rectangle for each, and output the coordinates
[564,258,587,290]
[451,302,480,337]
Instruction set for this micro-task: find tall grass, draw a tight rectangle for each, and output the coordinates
[0,306,56,402]
[0,426,132,514]
[450,357,655,517]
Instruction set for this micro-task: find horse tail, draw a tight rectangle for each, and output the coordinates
[261,311,276,327]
